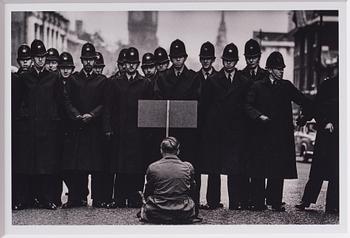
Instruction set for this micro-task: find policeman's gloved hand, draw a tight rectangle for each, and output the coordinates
[325,123,334,133]
[82,113,93,123]
[259,115,271,123]
[75,115,83,120]
[105,131,113,139]
[296,115,307,127]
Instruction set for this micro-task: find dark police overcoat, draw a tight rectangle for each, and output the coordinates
[241,66,269,82]
[245,76,311,179]
[12,68,64,174]
[104,72,153,174]
[309,76,339,181]
[63,70,106,171]
[154,66,200,167]
[199,69,252,175]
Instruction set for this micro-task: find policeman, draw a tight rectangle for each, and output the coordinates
[13,39,64,210]
[195,41,222,210]
[58,52,75,85]
[154,39,200,214]
[104,47,153,208]
[16,44,32,72]
[62,42,108,208]
[246,51,312,211]
[141,52,157,82]
[154,47,170,72]
[241,39,268,81]
[93,52,105,75]
[200,43,252,210]
[12,44,33,210]
[46,48,60,72]
[295,56,339,214]
[115,48,128,77]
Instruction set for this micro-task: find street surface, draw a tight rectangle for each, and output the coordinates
[12,159,339,225]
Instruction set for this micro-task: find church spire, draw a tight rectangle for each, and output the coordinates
[215,11,227,68]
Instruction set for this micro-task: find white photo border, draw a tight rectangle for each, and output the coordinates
[1,1,348,237]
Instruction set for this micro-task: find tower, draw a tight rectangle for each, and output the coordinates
[215,11,227,69]
[128,11,159,56]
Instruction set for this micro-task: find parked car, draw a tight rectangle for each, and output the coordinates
[294,120,316,162]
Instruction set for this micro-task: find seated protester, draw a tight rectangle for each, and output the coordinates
[139,137,201,224]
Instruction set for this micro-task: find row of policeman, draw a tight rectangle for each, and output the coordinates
[11,38,339,215]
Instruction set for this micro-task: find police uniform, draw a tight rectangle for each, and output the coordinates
[62,43,107,208]
[104,47,153,208]
[195,42,222,209]
[13,40,64,210]
[246,51,312,211]
[154,39,200,212]
[12,44,36,210]
[200,43,252,210]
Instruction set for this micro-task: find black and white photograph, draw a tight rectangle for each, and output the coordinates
[1,0,348,237]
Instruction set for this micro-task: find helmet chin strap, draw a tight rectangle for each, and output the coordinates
[270,69,282,81]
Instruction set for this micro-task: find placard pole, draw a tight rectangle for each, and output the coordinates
[166,100,170,137]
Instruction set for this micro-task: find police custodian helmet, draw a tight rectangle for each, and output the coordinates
[125,47,140,64]
[95,52,105,66]
[117,48,128,64]
[160,137,180,154]
[222,43,239,61]
[154,47,169,64]
[169,39,188,58]
[244,39,261,58]
[17,44,31,60]
[80,42,96,59]
[30,39,46,57]
[46,48,59,61]
[265,51,286,69]
[142,53,156,67]
[58,52,75,68]
[200,41,215,59]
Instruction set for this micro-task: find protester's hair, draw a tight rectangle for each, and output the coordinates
[160,137,180,154]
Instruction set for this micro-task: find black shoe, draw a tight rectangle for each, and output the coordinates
[13,202,27,210]
[250,204,268,211]
[92,201,107,208]
[295,201,310,211]
[239,204,251,210]
[271,205,286,212]
[229,205,240,210]
[267,201,286,206]
[61,200,87,209]
[41,201,57,210]
[201,203,224,210]
[106,201,127,208]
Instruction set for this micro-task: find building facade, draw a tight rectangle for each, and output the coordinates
[289,10,338,95]
[12,11,69,66]
[128,11,159,56]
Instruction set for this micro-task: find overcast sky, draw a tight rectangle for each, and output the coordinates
[63,11,289,69]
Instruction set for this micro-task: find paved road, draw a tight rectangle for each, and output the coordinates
[12,159,339,225]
